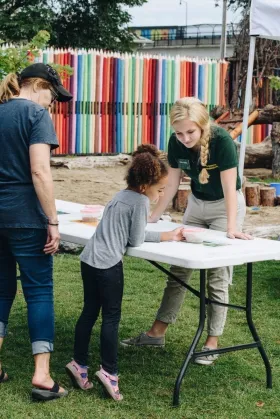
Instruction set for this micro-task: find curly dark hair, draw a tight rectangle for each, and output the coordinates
[125,144,168,189]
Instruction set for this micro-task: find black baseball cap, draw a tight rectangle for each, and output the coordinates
[20,63,73,102]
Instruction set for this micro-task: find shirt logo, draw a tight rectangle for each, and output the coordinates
[178,159,191,170]
[205,164,218,170]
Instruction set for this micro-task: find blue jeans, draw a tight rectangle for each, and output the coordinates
[0,228,54,355]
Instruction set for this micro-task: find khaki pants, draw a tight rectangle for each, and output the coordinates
[156,191,246,336]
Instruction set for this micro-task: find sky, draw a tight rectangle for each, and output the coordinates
[128,0,242,27]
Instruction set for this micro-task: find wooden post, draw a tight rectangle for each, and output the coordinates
[245,184,260,206]
[260,187,276,206]
[230,110,259,140]
[271,122,280,177]
[215,111,229,124]
[173,184,191,212]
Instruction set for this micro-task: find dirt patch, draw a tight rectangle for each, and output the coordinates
[53,166,127,206]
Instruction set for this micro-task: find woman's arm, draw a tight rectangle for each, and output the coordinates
[30,144,57,222]
[149,167,182,222]
[221,168,251,240]
[30,143,60,254]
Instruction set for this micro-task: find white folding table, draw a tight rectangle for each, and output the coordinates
[56,199,280,406]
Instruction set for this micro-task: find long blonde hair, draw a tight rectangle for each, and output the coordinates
[170,97,211,184]
[0,73,52,103]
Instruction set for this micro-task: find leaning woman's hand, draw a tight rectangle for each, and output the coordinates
[148,214,159,223]
[44,225,61,254]
[227,230,253,240]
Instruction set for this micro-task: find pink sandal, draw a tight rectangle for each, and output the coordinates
[0,368,8,383]
[65,360,93,391]
[95,366,123,401]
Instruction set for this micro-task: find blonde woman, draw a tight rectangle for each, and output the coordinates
[0,63,72,400]
[121,97,252,365]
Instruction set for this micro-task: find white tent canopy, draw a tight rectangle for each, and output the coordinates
[250,0,280,40]
[239,0,280,179]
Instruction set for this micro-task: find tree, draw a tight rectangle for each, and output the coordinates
[0,0,54,43]
[213,0,280,176]
[213,0,250,10]
[51,0,144,51]
[228,0,250,9]
[225,10,280,111]
[0,0,147,51]
[271,123,280,177]
[0,30,73,80]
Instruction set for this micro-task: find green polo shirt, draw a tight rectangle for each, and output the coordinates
[168,125,241,201]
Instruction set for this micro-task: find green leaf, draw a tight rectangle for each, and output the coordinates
[0,30,73,80]
[0,0,147,51]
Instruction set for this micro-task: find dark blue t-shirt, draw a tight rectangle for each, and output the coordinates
[0,99,59,228]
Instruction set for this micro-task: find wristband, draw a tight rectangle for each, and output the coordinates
[48,222,59,226]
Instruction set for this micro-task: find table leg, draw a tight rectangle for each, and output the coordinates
[246,263,272,389]
[147,260,272,405]
[173,269,206,407]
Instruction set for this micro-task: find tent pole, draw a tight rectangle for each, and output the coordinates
[220,0,227,60]
[239,36,257,180]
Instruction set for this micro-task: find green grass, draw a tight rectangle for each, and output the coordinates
[248,176,280,185]
[1,255,280,418]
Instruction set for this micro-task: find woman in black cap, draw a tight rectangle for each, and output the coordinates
[0,63,72,401]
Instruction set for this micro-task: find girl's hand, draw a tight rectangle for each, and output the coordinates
[160,227,185,242]
[44,225,60,254]
[169,227,185,241]
[227,230,253,240]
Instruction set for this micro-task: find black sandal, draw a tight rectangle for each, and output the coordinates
[32,381,68,401]
[0,368,8,383]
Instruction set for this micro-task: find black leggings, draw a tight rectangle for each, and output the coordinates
[74,261,124,375]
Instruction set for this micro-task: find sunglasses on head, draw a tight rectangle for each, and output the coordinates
[49,87,58,104]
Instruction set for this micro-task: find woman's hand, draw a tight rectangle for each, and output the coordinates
[227,230,253,240]
[148,214,159,223]
[44,225,60,254]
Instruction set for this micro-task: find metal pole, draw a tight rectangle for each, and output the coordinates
[180,1,188,38]
[185,2,188,38]
[220,0,227,59]
[173,269,206,406]
[239,36,256,179]
[245,263,272,389]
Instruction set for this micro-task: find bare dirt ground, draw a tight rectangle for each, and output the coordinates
[52,163,280,237]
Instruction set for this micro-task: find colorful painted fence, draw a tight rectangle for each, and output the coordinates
[36,49,229,155]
